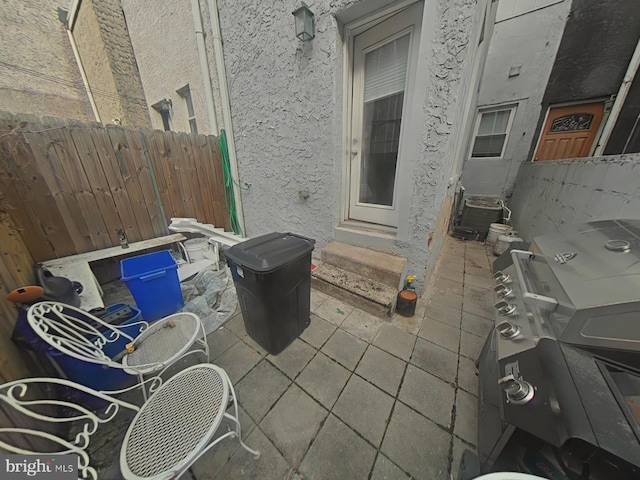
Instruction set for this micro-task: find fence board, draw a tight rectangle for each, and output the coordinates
[191,134,217,226]
[106,128,156,241]
[69,129,122,246]
[0,111,230,259]
[176,132,207,221]
[19,116,93,254]
[146,130,184,219]
[0,114,72,260]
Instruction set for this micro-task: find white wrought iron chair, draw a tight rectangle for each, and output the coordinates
[27,302,209,398]
[0,364,260,480]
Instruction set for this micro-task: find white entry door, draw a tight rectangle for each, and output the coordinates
[348,4,422,227]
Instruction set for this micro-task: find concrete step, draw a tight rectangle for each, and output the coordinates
[311,262,398,319]
[320,242,406,289]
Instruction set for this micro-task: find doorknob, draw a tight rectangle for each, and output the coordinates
[351,149,358,156]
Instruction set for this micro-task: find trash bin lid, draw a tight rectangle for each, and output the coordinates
[226,232,315,273]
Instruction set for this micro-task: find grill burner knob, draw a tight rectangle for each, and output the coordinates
[492,271,511,284]
[495,300,517,316]
[498,374,535,405]
[493,284,513,298]
[497,320,520,339]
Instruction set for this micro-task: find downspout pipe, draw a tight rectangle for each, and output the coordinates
[593,36,640,155]
[206,0,246,236]
[63,0,101,123]
[190,0,218,133]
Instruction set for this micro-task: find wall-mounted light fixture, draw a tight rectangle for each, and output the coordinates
[292,3,315,41]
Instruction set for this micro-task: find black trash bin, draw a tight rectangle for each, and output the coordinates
[226,232,315,355]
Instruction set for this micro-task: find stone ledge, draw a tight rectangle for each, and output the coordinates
[311,263,398,319]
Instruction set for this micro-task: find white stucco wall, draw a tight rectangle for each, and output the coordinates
[460,0,571,198]
[122,0,223,134]
[508,154,640,241]
[217,0,486,289]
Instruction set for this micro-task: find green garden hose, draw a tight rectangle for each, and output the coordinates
[219,130,243,236]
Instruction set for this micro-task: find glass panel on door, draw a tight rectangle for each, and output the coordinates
[359,34,410,207]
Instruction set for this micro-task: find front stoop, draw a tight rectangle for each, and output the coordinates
[311,242,407,319]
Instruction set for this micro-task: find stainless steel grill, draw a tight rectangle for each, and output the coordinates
[476,219,640,480]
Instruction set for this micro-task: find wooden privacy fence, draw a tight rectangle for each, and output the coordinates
[0,111,231,263]
[0,111,230,381]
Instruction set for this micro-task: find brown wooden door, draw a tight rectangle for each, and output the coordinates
[534,102,605,161]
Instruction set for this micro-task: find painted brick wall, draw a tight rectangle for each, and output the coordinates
[508,155,640,241]
[0,0,93,120]
[217,0,484,289]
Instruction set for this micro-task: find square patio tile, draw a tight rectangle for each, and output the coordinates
[236,360,291,422]
[191,405,254,474]
[451,436,476,479]
[410,337,458,384]
[207,326,239,361]
[439,253,465,273]
[191,406,256,479]
[321,328,367,370]
[424,301,462,328]
[460,331,485,361]
[311,288,330,313]
[225,313,248,339]
[381,402,451,480]
[296,352,351,409]
[259,384,328,465]
[461,311,494,338]
[454,389,478,446]
[462,285,494,320]
[371,454,410,480]
[356,345,407,396]
[315,297,355,326]
[399,365,455,428]
[372,323,416,361]
[418,317,460,354]
[224,313,267,355]
[464,273,493,290]
[438,266,464,283]
[432,277,463,296]
[267,339,316,380]
[457,355,479,396]
[215,340,262,384]
[431,291,464,311]
[214,426,291,480]
[340,308,385,343]
[300,314,336,349]
[299,414,377,480]
[333,375,394,447]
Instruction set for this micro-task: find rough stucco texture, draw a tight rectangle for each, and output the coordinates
[461,0,571,198]
[217,0,479,289]
[0,0,93,121]
[508,155,640,241]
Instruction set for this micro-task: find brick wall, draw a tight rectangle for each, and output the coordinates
[72,0,150,127]
[0,0,93,120]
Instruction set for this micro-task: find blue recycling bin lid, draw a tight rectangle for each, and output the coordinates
[226,232,315,273]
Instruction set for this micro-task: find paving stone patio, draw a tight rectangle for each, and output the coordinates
[187,237,494,480]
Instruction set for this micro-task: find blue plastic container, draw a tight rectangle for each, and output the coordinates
[120,250,183,321]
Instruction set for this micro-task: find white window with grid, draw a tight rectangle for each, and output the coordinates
[470,106,516,158]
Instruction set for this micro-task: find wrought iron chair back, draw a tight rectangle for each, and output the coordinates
[27,302,210,398]
[0,376,140,480]
[28,302,146,367]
